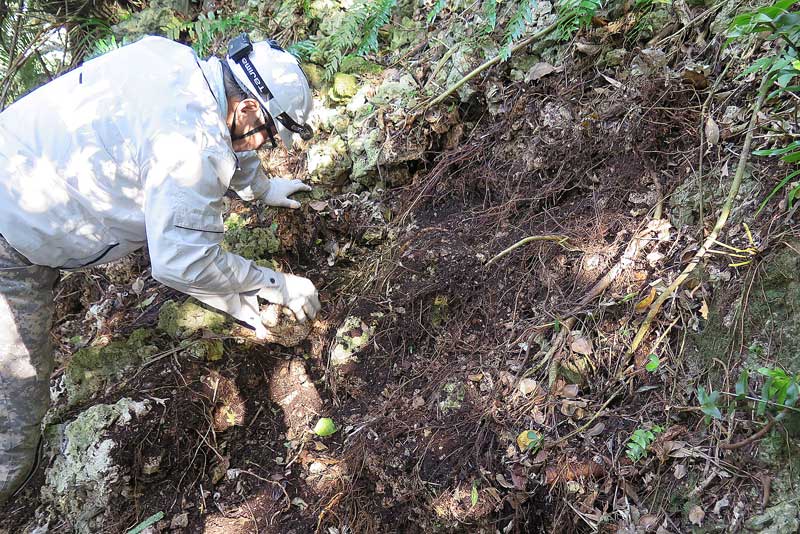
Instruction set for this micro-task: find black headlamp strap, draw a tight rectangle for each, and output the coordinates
[235,55,273,100]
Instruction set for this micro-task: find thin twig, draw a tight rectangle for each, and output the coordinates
[546,386,623,448]
[485,235,573,266]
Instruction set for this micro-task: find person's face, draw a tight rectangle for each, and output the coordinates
[230,98,278,152]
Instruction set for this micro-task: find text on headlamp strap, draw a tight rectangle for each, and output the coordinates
[237,56,272,99]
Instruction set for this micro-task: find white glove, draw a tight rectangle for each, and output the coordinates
[258,272,321,322]
[262,177,312,209]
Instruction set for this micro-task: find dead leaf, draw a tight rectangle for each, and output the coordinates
[532,406,546,425]
[495,473,515,489]
[575,42,602,55]
[570,337,593,355]
[705,116,720,148]
[673,463,687,480]
[559,383,580,398]
[510,464,527,490]
[468,372,484,382]
[518,378,539,396]
[638,513,660,530]
[131,277,144,295]
[309,200,328,212]
[545,460,604,485]
[560,399,587,418]
[713,496,730,515]
[526,62,557,82]
[585,422,605,437]
[689,505,705,526]
[700,300,709,320]
[635,287,657,314]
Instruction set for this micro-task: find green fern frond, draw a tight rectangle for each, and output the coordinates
[427,0,448,24]
[314,0,399,80]
[357,0,397,56]
[482,0,498,34]
[287,39,318,61]
[556,0,602,41]
[500,0,538,60]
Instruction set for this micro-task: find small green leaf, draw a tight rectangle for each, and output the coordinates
[735,370,749,399]
[471,481,479,506]
[313,417,338,437]
[645,354,660,372]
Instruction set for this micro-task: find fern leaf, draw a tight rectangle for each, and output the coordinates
[357,0,397,56]
[556,0,602,41]
[500,0,538,61]
[482,0,497,34]
[427,0,448,24]
[287,39,318,61]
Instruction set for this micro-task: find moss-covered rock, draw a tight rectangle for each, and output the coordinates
[439,382,465,412]
[41,398,151,534]
[158,299,228,339]
[307,134,352,184]
[330,73,360,102]
[64,329,156,405]
[340,56,383,75]
[371,73,418,106]
[223,212,281,260]
[389,16,424,51]
[331,315,377,367]
[182,338,225,361]
[348,126,384,185]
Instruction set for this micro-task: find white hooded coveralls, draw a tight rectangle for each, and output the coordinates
[0,36,284,329]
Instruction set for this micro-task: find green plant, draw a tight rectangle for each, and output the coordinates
[427,0,448,24]
[500,0,541,60]
[728,1,800,214]
[165,11,255,57]
[625,425,663,462]
[756,367,800,415]
[86,35,129,60]
[697,386,723,423]
[555,0,603,41]
[482,0,498,34]
[314,0,397,81]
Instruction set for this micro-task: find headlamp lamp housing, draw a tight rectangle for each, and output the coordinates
[228,33,253,62]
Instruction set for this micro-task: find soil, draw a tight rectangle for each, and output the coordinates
[0,30,792,534]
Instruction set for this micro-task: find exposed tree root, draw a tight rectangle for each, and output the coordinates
[485,234,573,266]
[628,73,772,355]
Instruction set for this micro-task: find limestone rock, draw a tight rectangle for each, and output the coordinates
[157,299,227,339]
[41,399,151,534]
[64,329,156,405]
[307,135,352,184]
[330,315,377,367]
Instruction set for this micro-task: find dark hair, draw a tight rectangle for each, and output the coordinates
[221,61,249,101]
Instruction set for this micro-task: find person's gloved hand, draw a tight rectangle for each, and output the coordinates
[258,272,321,322]
[262,177,312,209]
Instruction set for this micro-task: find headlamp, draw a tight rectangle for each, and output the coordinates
[227,33,315,143]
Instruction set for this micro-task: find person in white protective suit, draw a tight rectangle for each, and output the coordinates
[0,33,321,503]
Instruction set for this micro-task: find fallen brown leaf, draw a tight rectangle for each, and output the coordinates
[689,505,705,526]
[545,460,604,485]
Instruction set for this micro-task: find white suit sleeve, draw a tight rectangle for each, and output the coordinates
[229,150,271,201]
[144,144,279,328]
